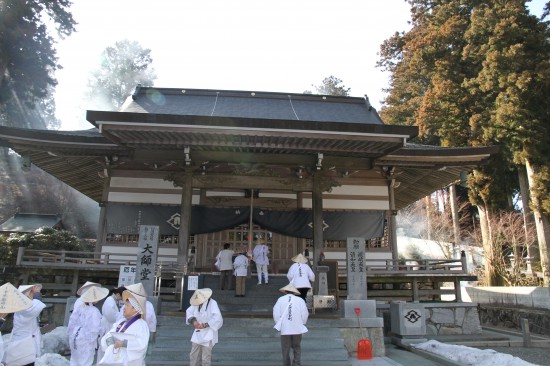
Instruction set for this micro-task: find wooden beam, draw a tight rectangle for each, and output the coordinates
[132,149,373,170]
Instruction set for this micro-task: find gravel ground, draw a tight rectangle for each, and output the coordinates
[479,347,550,366]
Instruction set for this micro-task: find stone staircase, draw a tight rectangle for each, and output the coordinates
[163,274,328,316]
[204,274,293,316]
[148,274,351,365]
[146,316,352,366]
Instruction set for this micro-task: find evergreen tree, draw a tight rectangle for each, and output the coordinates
[378,0,550,285]
[307,76,350,96]
[0,0,75,128]
[86,40,157,110]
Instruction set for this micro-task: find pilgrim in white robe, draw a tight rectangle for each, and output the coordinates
[185,298,223,346]
[273,294,309,335]
[100,316,150,366]
[68,302,103,366]
[11,298,46,359]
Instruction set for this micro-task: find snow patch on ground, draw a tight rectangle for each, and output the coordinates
[412,340,539,366]
[42,326,70,355]
[36,353,70,366]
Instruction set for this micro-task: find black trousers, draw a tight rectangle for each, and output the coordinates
[220,270,233,290]
[297,287,309,303]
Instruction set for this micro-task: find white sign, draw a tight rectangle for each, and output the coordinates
[187,275,199,291]
[118,265,136,287]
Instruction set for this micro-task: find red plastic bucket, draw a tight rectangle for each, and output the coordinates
[354,307,372,360]
[357,338,372,360]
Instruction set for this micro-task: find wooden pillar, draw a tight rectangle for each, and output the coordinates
[312,172,324,275]
[412,277,419,301]
[386,169,399,261]
[454,277,462,302]
[95,176,111,253]
[177,168,193,270]
[449,184,461,251]
[71,271,79,294]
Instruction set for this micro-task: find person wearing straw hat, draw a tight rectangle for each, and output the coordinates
[97,287,125,364]
[72,281,101,314]
[116,284,157,356]
[273,283,309,366]
[116,285,157,342]
[10,283,46,362]
[99,283,149,366]
[68,286,108,366]
[0,283,33,364]
[252,238,270,285]
[287,253,315,302]
[185,288,223,366]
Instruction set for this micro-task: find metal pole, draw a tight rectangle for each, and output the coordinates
[249,189,254,252]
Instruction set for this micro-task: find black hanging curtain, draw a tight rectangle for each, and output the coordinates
[105,204,385,240]
[252,208,384,240]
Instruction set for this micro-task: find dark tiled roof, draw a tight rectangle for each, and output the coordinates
[121,87,384,125]
[0,213,62,233]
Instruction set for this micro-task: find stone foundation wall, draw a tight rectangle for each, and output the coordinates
[424,303,482,335]
[479,305,550,336]
[464,286,550,336]
[377,302,482,336]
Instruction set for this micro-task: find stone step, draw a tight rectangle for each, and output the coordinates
[155,328,344,340]
[159,274,340,318]
[148,347,350,365]
[146,314,352,366]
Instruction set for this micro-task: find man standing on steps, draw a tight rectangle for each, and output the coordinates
[287,253,315,303]
[253,239,270,285]
[186,288,223,366]
[216,243,234,290]
[273,283,309,366]
[233,248,249,297]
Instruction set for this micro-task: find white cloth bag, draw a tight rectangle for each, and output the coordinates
[3,335,36,366]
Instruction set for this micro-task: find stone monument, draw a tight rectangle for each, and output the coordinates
[344,237,376,318]
[135,225,159,297]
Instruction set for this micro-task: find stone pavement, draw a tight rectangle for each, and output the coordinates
[149,274,550,365]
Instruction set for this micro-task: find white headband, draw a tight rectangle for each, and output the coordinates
[128,297,144,314]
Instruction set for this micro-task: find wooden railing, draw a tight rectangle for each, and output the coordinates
[17,247,467,275]
[364,257,468,275]
[15,247,472,302]
[16,247,177,270]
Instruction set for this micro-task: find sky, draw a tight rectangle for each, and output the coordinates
[53,0,547,131]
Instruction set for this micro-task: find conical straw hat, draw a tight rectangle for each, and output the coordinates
[18,283,42,294]
[291,253,308,264]
[81,286,109,303]
[125,282,148,298]
[0,283,33,313]
[122,283,147,317]
[77,281,101,295]
[18,285,34,294]
[190,288,212,306]
[279,283,300,295]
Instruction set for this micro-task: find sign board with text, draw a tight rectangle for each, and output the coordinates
[346,237,367,300]
[135,225,159,297]
[118,265,136,288]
